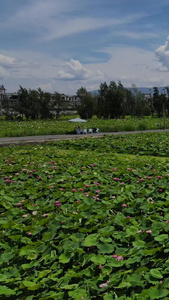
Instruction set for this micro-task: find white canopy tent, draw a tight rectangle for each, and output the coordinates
[69,117,86,123]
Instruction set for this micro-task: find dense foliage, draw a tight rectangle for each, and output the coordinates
[2,83,169,120]
[1,133,169,298]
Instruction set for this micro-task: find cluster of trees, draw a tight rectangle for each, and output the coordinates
[1,82,169,120]
[2,86,66,120]
[76,82,169,119]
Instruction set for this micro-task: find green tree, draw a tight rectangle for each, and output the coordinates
[17,86,52,120]
[76,87,96,119]
[51,92,66,119]
[130,84,150,117]
[37,88,51,119]
[98,81,127,118]
[153,87,163,117]
[17,86,30,119]
[97,82,109,118]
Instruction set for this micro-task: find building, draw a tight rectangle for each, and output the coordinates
[0,85,79,116]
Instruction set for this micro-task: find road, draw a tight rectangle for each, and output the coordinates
[0,129,169,147]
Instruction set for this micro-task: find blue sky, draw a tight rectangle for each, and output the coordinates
[1,0,169,94]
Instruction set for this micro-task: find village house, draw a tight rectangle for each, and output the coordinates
[0,85,80,116]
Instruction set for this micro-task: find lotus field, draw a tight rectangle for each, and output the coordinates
[0,117,168,137]
[2,133,169,299]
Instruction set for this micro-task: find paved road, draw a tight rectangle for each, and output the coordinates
[0,129,169,147]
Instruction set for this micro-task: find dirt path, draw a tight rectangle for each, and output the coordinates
[0,129,169,147]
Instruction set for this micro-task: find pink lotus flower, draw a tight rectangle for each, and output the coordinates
[76,200,80,203]
[137,230,143,233]
[98,265,102,269]
[59,188,64,191]
[113,178,120,181]
[72,189,77,192]
[146,230,152,233]
[50,185,54,189]
[165,220,169,223]
[116,256,123,261]
[79,188,84,191]
[42,214,48,217]
[113,168,117,171]
[99,280,110,288]
[16,203,22,206]
[126,216,131,218]
[27,232,32,235]
[55,201,61,207]
[112,254,124,261]
[159,189,163,192]
[84,192,89,197]
[85,184,90,187]
[122,204,127,207]
[95,190,100,193]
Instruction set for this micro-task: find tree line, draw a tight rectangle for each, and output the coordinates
[1,83,169,120]
[76,83,169,119]
[2,86,65,120]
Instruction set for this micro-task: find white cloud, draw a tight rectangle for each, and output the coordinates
[86,45,169,88]
[56,59,103,81]
[0,66,9,79]
[113,31,159,40]
[2,0,147,42]
[1,44,169,94]
[43,14,146,41]
[0,54,16,68]
[155,36,169,70]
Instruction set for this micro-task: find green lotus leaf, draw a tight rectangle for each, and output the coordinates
[150,269,163,279]
[82,233,98,246]
[0,286,15,296]
[116,281,132,289]
[132,240,145,248]
[98,243,115,254]
[126,226,138,236]
[59,254,71,264]
[147,287,169,299]
[90,254,106,265]
[154,234,168,242]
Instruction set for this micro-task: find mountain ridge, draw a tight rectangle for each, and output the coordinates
[90,86,169,95]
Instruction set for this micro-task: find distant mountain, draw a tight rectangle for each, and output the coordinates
[90,86,169,95]
[127,86,169,95]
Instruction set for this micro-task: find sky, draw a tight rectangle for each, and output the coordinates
[1,0,169,94]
